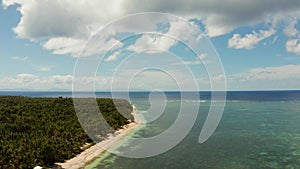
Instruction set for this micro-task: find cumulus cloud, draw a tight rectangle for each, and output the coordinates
[2,0,121,40]
[286,39,300,55]
[3,0,124,57]
[41,34,123,57]
[3,0,300,55]
[127,19,200,54]
[228,29,276,49]
[123,0,300,37]
[282,17,300,55]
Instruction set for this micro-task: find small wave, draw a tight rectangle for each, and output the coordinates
[182,100,207,103]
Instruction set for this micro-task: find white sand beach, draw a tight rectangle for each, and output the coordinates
[55,108,141,169]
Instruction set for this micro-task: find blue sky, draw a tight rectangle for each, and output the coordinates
[1,0,300,91]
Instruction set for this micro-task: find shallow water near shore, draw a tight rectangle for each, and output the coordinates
[85,92,300,169]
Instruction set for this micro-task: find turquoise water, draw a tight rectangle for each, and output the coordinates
[86,99,300,169]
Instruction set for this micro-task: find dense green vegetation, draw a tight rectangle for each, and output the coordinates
[0,96,133,169]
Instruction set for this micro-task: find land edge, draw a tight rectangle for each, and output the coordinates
[53,108,141,169]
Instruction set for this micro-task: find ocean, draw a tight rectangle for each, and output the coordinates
[1,91,300,169]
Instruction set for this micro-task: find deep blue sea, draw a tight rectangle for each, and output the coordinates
[1,91,300,169]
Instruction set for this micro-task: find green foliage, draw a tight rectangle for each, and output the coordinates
[0,96,133,169]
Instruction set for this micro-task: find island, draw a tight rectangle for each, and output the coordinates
[0,96,138,169]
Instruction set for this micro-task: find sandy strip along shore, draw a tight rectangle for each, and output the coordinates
[55,109,141,169]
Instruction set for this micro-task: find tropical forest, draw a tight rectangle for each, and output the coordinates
[0,96,134,168]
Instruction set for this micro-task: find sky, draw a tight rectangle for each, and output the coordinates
[1,0,300,91]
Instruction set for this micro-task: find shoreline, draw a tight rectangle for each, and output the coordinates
[55,108,141,169]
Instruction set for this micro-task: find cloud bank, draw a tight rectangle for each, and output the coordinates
[3,0,300,56]
[1,63,300,91]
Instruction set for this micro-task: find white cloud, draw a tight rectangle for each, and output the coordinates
[182,53,209,65]
[4,1,300,38]
[2,0,124,57]
[286,39,300,55]
[283,19,298,37]
[49,75,73,84]
[225,64,300,90]
[0,74,111,90]
[0,74,73,90]
[167,19,199,42]
[3,0,300,55]
[228,29,275,49]
[127,34,177,54]
[203,14,237,37]
[11,56,28,61]
[244,64,300,80]
[196,64,300,90]
[2,63,300,91]
[127,19,200,54]
[123,0,300,37]
[41,35,123,57]
[105,51,121,62]
[16,73,39,83]
[42,37,86,56]
[81,34,123,57]
[2,0,121,40]
[36,65,54,72]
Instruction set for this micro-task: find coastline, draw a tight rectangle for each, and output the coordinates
[55,107,141,169]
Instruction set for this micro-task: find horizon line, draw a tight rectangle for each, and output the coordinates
[1,89,300,92]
